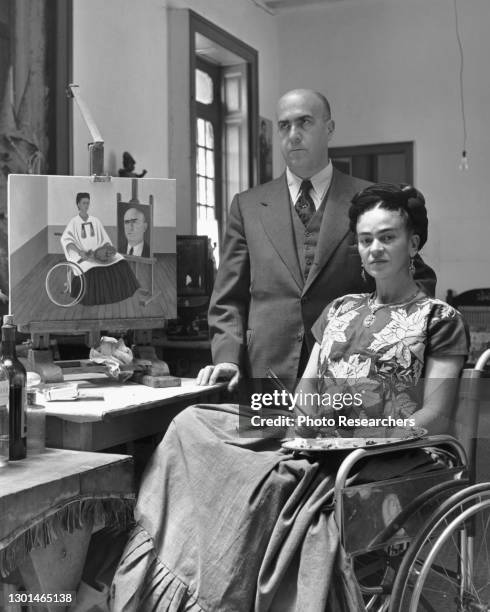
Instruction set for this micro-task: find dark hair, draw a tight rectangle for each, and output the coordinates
[76,192,90,205]
[349,183,428,248]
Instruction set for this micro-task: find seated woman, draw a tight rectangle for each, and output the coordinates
[110,184,468,612]
[61,192,139,306]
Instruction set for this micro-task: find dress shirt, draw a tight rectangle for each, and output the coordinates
[286,162,333,210]
[127,241,144,257]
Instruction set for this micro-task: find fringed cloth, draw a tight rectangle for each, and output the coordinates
[0,495,134,578]
[111,404,365,612]
[0,449,135,579]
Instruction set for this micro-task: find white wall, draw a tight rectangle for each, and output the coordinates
[72,0,280,231]
[277,0,490,297]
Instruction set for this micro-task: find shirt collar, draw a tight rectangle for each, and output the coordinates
[286,161,333,209]
[128,240,144,252]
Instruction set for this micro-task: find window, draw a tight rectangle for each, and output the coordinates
[190,13,258,261]
[167,10,258,263]
[195,59,221,251]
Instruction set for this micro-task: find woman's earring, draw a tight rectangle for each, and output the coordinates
[361,265,367,283]
[409,256,415,275]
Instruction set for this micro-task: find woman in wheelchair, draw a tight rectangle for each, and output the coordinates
[111,184,469,612]
[294,183,467,438]
[60,192,139,306]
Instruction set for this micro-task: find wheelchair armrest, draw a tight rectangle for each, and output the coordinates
[333,435,467,535]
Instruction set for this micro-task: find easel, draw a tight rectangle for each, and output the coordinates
[24,85,176,386]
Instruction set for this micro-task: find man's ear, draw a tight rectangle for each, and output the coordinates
[326,119,335,141]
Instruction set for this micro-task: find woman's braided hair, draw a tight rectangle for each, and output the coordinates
[348,183,428,248]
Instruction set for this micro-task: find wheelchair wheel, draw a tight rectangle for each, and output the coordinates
[389,484,490,611]
[353,479,468,611]
[45,261,85,307]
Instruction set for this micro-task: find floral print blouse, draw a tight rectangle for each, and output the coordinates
[311,293,469,425]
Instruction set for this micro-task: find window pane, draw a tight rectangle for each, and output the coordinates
[206,149,214,178]
[224,75,240,112]
[205,122,214,148]
[198,176,206,204]
[195,69,213,105]
[196,176,202,203]
[197,118,205,146]
[197,146,206,176]
[206,178,215,206]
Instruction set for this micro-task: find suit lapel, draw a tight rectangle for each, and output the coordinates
[258,174,303,291]
[302,168,352,294]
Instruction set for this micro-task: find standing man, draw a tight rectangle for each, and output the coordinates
[198,89,436,390]
[121,207,150,257]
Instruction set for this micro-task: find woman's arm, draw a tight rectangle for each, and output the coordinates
[413,355,465,435]
[295,343,320,409]
[290,343,324,437]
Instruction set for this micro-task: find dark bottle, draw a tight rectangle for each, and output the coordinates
[1,314,27,460]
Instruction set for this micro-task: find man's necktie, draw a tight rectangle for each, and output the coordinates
[295,180,315,227]
[129,247,134,255]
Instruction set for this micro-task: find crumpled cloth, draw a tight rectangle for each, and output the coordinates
[90,336,134,381]
[110,404,365,612]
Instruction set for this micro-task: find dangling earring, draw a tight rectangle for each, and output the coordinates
[409,256,415,275]
[361,264,367,283]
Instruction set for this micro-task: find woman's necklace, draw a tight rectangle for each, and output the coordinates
[363,289,421,328]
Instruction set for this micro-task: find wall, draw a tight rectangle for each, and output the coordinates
[72,0,280,233]
[277,0,490,297]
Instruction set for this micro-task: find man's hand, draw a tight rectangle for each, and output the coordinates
[197,362,240,392]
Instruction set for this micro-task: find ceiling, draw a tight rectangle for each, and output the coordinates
[262,0,337,11]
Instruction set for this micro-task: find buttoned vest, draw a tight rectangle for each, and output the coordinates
[291,190,329,282]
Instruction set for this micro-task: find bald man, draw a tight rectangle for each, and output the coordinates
[122,207,150,257]
[198,89,436,390]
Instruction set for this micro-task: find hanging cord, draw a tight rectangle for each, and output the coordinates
[453,0,468,169]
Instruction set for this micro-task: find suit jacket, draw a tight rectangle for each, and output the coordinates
[121,241,150,258]
[209,168,437,380]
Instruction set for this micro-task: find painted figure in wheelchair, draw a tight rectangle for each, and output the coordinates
[110,185,468,612]
[61,192,139,306]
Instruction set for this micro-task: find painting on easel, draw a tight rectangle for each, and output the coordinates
[8,175,176,333]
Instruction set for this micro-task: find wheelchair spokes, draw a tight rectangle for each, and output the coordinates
[45,261,86,307]
[390,489,490,611]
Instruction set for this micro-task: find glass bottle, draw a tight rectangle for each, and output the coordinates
[1,314,27,460]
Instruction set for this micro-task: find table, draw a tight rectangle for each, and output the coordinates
[0,449,134,611]
[42,377,225,451]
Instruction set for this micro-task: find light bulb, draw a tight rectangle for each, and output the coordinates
[459,150,469,171]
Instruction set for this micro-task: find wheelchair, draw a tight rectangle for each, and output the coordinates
[45,261,86,307]
[333,348,490,612]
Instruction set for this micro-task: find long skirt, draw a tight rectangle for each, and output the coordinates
[110,404,366,612]
[71,260,139,306]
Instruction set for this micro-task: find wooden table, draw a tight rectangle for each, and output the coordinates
[42,377,225,451]
[0,449,134,611]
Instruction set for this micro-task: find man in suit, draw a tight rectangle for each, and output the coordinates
[121,207,150,257]
[198,89,436,390]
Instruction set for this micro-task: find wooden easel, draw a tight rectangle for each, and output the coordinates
[25,324,173,385]
[21,86,177,386]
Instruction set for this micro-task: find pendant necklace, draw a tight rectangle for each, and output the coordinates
[363,289,420,328]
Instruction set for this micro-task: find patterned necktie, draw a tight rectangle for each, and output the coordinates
[129,247,134,256]
[295,179,315,226]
